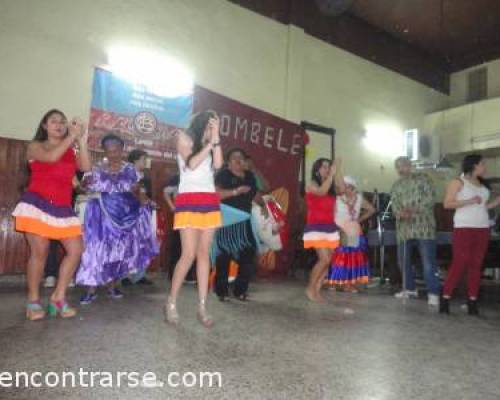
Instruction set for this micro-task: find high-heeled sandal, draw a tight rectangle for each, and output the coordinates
[197,299,214,328]
[26,300,46,321]
[48,300,77,318]
[164,297,179,325]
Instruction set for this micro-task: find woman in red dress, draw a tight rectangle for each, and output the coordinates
[13,109,91,320]
[303,158,345,303]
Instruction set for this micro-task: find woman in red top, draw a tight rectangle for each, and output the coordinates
[303,158,344,303]
[13,109,91,320]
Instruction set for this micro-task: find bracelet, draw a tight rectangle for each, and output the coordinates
[232,189,237,196]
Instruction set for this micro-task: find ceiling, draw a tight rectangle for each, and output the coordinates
[348,0,500,71]
[227,0,500,93]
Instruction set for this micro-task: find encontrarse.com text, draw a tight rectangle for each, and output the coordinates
[0,369,222,389]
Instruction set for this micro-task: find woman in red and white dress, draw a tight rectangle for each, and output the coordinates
[326,176,375,292]
[303,158,345,303]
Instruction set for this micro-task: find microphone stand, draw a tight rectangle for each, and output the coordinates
[376,194,392,286]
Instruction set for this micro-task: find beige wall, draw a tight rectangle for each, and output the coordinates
[0,0,290,136]
[0,0,450,192]
[450,58,500,107]
[426,57,500,185]
[300,34,449,191]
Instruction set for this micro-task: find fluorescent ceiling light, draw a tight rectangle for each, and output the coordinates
[362,124,404,157]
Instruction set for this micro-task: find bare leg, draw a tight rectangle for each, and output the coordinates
[195,229,216,303]
[306,248,332,303]
[25,233,50,303]
[165,229,199,324]
[169,228,199,302]
[314,249,333,302]
[195,228,216,327]
[51,236,83,302]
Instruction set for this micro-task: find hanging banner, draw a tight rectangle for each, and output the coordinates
[87,67,193,161]
[194,86,305,276]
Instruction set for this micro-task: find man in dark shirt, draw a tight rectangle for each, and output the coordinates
[215,148,258,301]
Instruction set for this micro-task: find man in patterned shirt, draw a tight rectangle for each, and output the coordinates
[390,157,441,306]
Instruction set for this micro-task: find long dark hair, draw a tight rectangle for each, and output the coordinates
[462,154,489,188]
[33,109,67,142]
[186,110,217,165]
[311,157,335,195]
[127,149,147,164]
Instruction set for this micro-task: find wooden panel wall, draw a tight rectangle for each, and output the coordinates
[0,137,29,274]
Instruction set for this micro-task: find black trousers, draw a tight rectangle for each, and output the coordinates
[44,240,60,278]
[215,245,256,297]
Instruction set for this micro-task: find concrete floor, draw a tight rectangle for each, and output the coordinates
[1,276,500,400]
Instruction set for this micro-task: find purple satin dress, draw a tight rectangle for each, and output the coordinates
[76,162,159,287]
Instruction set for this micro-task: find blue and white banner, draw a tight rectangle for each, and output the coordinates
[88,67,193,160]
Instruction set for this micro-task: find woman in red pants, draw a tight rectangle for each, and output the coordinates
[440,155,500,315]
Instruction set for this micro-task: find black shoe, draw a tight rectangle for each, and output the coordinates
[218,295,230,302]
[234,293,249,302]
[122,278,133,286]
[467,299,479,316]
[137,277,153,285]
[439,296,450,314]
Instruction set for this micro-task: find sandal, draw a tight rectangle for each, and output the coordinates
[26,300,46,321]
[197,299,214,328]
[235,293,248,302]
[48,300,77,318]
[164,297,179,325]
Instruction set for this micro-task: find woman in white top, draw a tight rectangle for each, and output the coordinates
[326,176,375,292]
[441,155,500,315]
[165,110,223,328]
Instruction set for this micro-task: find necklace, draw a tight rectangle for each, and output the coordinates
[341,194,358,221]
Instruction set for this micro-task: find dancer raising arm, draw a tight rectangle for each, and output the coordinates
[13,109,91,320]
[303,158,345,303]
[165,110,223,328]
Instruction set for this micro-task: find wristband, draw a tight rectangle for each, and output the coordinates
[232,189,237,196]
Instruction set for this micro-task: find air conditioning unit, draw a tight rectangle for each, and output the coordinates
[404,129,441,169]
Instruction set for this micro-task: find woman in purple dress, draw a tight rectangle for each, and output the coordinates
[76,134,159,304]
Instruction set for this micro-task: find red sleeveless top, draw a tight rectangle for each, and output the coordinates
[27,148,77,206]
[305,192,336,225]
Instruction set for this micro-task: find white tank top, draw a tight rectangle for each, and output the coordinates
[177,154,215,194]
[453,176,490,228]
[335,193,362,226]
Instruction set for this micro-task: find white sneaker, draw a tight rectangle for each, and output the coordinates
[44,276,56,288]
[428,294,440,307]
[394,289,418,299]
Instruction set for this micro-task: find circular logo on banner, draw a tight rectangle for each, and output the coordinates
[133,112,158,135]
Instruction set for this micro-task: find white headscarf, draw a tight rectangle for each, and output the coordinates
[343,176,358,188]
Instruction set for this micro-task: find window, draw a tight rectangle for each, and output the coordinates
[467,67,488,102]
